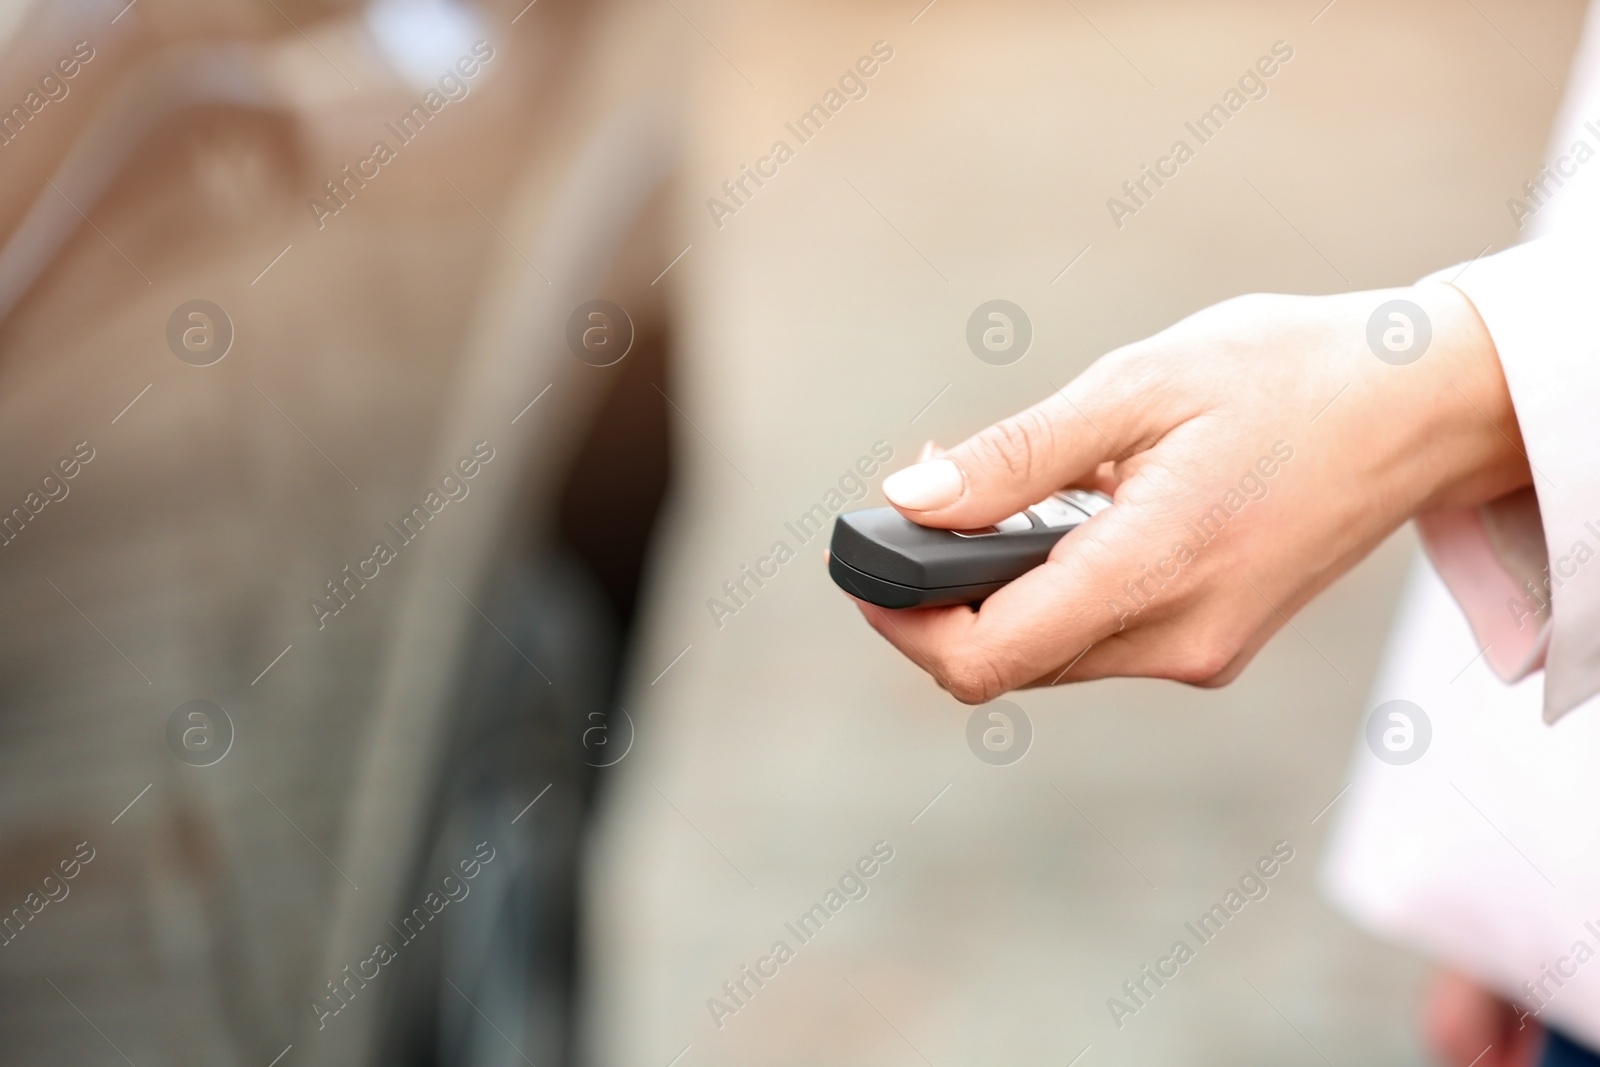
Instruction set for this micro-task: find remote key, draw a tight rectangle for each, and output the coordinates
[828,489,1112,609]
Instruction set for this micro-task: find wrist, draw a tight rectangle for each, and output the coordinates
[1402,281,1531,511]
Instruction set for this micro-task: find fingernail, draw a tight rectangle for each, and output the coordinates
[917,439,937,462]
[883,459,964,511]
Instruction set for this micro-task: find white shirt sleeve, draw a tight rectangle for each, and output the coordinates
[1420,236,1600,722]
[1414,0,1600,723]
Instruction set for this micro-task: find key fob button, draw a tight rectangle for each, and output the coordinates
[995,512,1036,533]
[951,512,1035,538]
[1060,489,1111,516]
[1027,496,1089,529]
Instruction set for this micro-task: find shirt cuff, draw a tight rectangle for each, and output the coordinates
[1420,238,1600,722]
[1414,504,1549,681]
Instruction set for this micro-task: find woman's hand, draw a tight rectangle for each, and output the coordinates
[1423,969,1544,1067]
[851,283,1530,704]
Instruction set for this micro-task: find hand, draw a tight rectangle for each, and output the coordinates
[1423,969,1544,1067]
[851,283,1530,704]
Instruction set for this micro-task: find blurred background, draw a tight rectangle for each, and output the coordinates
[0,0,1581,1063]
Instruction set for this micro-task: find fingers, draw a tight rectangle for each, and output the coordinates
[851,513,1165,703]
[1422,970,1543,1067]
[851,477,1298,701]
[1017,607,1266,689]
[883,367,1151,529]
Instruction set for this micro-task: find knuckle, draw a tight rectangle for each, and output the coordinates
[1169,633,1238,685]
[973,408,1057,484]
[937,650,1006,705]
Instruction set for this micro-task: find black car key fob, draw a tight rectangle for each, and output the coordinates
[828,489,1112,609]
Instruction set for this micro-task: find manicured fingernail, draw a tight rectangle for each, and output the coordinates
[917,439,938,462]
[883,459,963,511]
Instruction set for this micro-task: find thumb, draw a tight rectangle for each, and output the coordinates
[884,381,1142,528]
